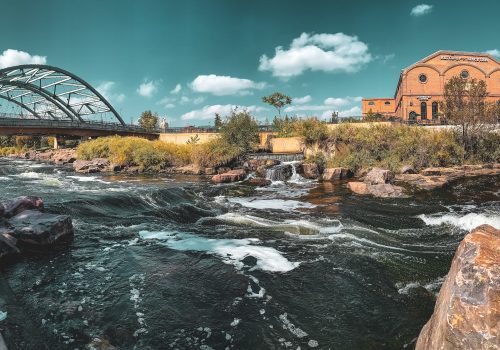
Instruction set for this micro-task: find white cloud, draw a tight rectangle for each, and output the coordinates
[181,104,268,120]
[190,74,267,96]
[321,106,361,119]
[382,53,395,63]
[137,80,160,98]
[0,49,47,69]
[157,96,176,109]
[411,4,433,16]
[170,83,182,94]
[285,96,362,112]
[259,32,372,78]
[294,95,312,104]
[96,81,125,103]
[485,49,500,59]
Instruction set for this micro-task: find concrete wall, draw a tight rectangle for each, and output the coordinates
[270,137,303,154]
[159,132,218,144]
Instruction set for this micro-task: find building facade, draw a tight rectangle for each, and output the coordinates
[362,51,500,122]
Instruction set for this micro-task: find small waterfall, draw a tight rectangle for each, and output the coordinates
[265,161,309,183]
[248,153,304,162]
[266,164,293,181]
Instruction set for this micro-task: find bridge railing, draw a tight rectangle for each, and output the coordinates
[0,117,161,134]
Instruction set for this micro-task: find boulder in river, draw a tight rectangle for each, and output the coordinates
[212,169,247,183]
[322,167,353,181]
[7,210,74,246]
[0,230,20,259]
[0,196,44,218]
[416,224,500,350]
[347,181,370,195]
[302,163,320,179]
[364,167,394,185]
[246,178,272,187]
[73,158,111,173]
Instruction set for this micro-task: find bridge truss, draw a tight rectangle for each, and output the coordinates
[0,64,125,125]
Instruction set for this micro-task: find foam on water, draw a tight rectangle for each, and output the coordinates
[15,171,41,179]
[227,197,316,211]
[67,175,110,184]
[418,212,500,231]
[138,230,299,272]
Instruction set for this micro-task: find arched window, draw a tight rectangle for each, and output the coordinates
[432,102,438,119]
[409,111,417,122]
[384,101,391,105]
[421,102,427,119]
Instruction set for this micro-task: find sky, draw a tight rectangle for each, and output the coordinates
[0,0,499,126]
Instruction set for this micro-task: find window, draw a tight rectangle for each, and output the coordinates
[419,74,427,83]
[461,70,469,79]
[421,102,427,119]
[432,102,438,118]
[409,111,417,121]
[368,101,375,105]
[384,101,391,105]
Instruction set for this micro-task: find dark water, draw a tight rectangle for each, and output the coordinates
[0,158,499,350]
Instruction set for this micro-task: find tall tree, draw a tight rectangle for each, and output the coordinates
[138,110,159,130]
[440,76,497,158]
[262,92,292,117]
[214,113,223,129]
[220,109,259,153]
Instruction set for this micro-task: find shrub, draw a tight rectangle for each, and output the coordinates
[293,118,329,146]
[219,109,259,153]
[191,138,243,168]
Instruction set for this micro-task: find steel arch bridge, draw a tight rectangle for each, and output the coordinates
[0,64,125,124]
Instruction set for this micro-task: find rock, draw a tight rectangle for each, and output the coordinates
[212,169,247,183]
[364,167,394,184]
[175,164,203,175]
[0,196,44,218]
[242,255,258,267]
[302,163,320,179]
[347,181,406,198]
[401,165,416,174]
[416,225,500,350]
[7,210,74,246]
[367,184,407,198]
[246,178,272,187]
[347,181,370,195]
[322,167,353,181]
[420,167,459,176]
[73,158,111,173]
[0,231,20,259]
[255,165,267,178]
[265,159,280,167]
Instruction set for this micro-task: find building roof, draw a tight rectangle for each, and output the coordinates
[401,50,500,74]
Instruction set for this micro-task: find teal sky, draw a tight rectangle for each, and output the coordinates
[1,0,499,126]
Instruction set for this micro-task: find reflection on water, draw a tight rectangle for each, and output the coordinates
[0,157,499,349]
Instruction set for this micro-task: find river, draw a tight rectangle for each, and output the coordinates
[0,158,499,350]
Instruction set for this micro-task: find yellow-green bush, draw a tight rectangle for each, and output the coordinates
[0,147,17,156]
[191,138,243,168]
[77,136,192,169]
[325,124,466,172]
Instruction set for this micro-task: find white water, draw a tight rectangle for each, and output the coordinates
[418,212,500,231]
[227,197,316,211]
[138,230,299,272]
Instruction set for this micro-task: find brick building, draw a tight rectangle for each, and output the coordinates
[362,51,500,122]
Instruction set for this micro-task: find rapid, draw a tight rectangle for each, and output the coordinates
[0,157,499,349]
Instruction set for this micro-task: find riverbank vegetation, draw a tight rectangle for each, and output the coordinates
[76,109,260,170]
[0,136,54,156]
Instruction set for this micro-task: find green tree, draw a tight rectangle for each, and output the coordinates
[214,113,223,129]
[138,110,159,130]
[440,76,497,159]
[220,109,259,153]
[262,92,292,117]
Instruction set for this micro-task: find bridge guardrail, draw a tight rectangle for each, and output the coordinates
[0,117,161,134]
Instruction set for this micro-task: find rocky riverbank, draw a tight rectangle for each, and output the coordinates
[415,224,499,350]
[5,149,500,198]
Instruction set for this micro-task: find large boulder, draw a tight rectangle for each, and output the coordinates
[364,167,394,185]
[416,225,500,350]
[73,158,111,173]
[7,210,74,246]
[212,169,247,183]
[246,178,272,187]
[0,196,44,218]
[0,230,19,259]
[347,181,370,195]
[367,184,406,198]
[302,163,320,179]
[322,167,353,181]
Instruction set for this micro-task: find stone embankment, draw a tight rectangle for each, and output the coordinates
[0,196,74,260]
[415,224,499,350]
